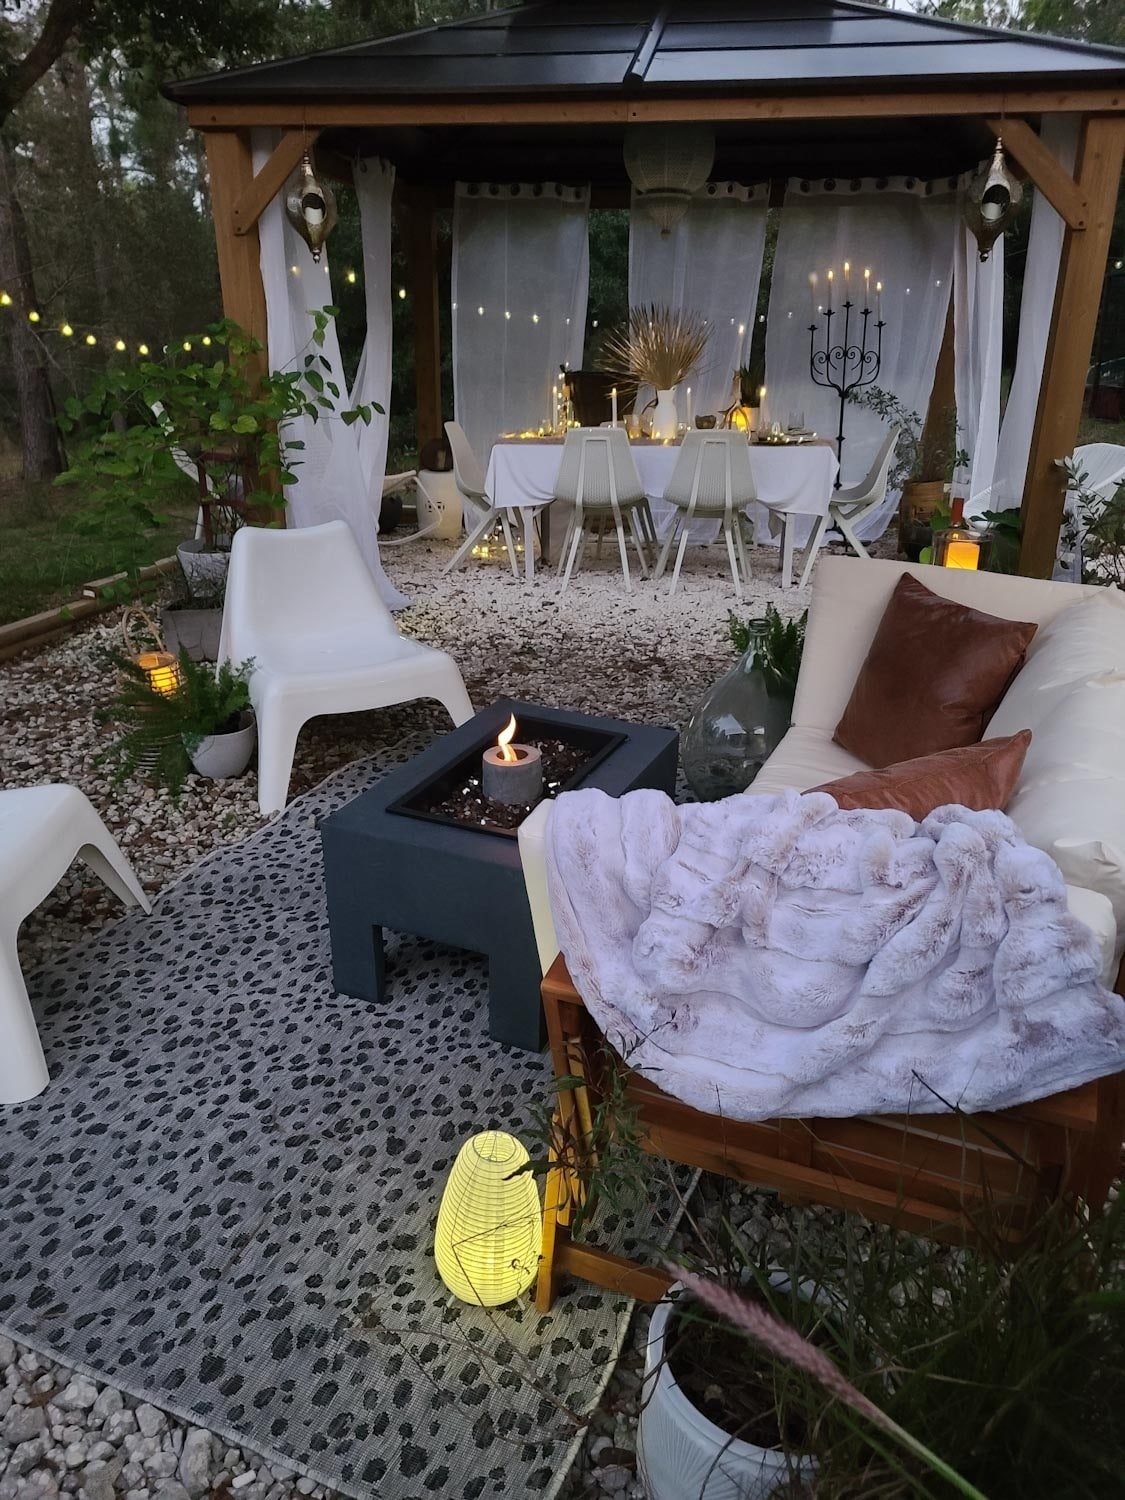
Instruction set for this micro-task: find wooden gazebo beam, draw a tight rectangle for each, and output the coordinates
[1019,115,1125,577]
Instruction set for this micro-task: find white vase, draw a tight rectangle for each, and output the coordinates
[653,388,679,441]
[637,1289,816,1500]
[187,710,256,781]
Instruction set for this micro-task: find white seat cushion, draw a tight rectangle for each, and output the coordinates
[747,725,869,797]
[1064,884,1120,986]
[987,588,1125,741]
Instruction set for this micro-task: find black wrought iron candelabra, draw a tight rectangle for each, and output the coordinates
[808,299,884,489]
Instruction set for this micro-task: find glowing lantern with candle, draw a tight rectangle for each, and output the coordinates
[135,650,181,695]
[932,498,982,570]
[434,1131,542,1306]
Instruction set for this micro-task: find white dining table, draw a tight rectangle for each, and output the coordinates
[483,437,839,585]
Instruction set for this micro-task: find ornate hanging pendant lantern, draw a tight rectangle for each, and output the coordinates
[285,152,338,263]
[963,138,1023,262]
[624,124,714,237]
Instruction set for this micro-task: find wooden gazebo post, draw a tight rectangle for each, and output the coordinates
[204,130,270,375]
[1018,116,1125,577]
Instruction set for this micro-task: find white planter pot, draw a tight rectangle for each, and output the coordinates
[653,388,679,442]
[177,540,230,600]
[637,1288,815,1500]
[187,710,256,781]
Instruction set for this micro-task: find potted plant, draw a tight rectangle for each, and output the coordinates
[99,652,256,797]
[58,307,381,595]
[848,386,966,560]
[600,303,710,440]
[1061,455,1125,587]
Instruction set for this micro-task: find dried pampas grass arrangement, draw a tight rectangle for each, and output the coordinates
[600,303,710,392]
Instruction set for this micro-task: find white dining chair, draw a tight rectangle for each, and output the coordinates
[654,430,756,599]
[441,421,520,578]
[797,426,901,591]
[0,784,151,1104]
[554,429,654,593]
[218,521,474,816]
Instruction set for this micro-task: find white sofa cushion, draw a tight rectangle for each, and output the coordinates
[746,726,869,796]
[987,588,1125,741]
[1007,776,1125,935]
[1015,674,1125,788]
[1063,884,1120,986]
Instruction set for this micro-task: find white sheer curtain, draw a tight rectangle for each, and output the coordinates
[953,226,1005,517]
[253,133,406,609]
[629,183,769,420]
[452,182,589,463]
[765,177,957,540]
[991,116,1081,511]
[350,157,395,518]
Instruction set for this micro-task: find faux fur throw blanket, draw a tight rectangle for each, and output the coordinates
[544,788,1125,1120]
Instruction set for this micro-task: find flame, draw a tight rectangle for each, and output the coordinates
[497,714,518,763]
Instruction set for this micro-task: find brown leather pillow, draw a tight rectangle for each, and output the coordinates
[814,730,1031,820]
[834,573,1037,766]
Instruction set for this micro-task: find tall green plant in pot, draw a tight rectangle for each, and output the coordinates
[58,309,381,598]
[681,605,806,801]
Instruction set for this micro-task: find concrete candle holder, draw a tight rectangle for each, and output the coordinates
[482,742,543,807]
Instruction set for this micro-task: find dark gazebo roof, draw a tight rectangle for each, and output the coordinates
[166,0,1125,105]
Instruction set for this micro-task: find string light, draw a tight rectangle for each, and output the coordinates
[61,323,73,337]
[85,333,96,345]
[182,341,192,351]
[201,336,212,346]
[27,310,39,323]
[397,287,406,299]
[138,343,150,355]
[345,270,357,284]
[532,313,539,323]
[114,339,126,352]
[0,292,10,306]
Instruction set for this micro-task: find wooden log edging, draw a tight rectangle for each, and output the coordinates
[0,557,180,663]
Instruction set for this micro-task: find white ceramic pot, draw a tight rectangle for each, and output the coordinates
[653,388,679,442]
[637,1288,814,1500]
[187,710,256,781]
[177,539,230,600]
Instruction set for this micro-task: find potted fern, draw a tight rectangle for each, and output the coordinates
[100,653,257,797]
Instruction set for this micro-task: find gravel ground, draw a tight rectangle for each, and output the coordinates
[0,533,830,1500]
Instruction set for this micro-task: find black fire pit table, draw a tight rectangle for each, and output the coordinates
[320,699,678,1051]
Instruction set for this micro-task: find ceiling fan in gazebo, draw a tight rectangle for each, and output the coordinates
[623,123,715,236]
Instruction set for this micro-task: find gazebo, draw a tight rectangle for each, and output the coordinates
[165,0,1125,579]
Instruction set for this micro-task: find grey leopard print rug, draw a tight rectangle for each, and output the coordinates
[0,742,667,1500]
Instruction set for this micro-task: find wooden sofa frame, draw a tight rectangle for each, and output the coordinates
[535,952,1125,1312]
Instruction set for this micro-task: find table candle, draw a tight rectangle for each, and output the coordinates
[552,384,559,431]
[876,281,883,322]
[843,261,851,298]
[826,269,834,311]
[863,267,871,309]
[758,385,767,429]
[611,386,618,427]
[809,272,818,317]
[686,386,693,427]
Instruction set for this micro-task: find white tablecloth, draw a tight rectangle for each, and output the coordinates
[484,439,839,547]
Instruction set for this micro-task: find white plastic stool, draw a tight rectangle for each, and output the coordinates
[0,784,151,1104]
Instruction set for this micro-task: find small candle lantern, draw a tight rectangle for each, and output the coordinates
[482,714,543,807]
[136,650,181,696]
[933,497,982,570]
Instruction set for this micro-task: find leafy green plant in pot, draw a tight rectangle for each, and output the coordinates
[681,605,806,801]
[99,653,256,798]
[58,308,381,599]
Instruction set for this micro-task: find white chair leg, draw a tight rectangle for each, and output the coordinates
[779,515,796,590]
[555,511,576,575]
[499,511,520,577]
[444,509,496,574]
[723,517,744,602]
[654,515,679,579]
[559,517,584,592]
[835,511,871,561]
[733,512,752,585]
[255,702,305,817]
[431,667,475,727]
[667,522,693,596]
[798,514,831,591]
[519,509,536,582]
[0,930,50,1104]
[614,515,633,593]
[640,501,659,547]
[626,509,650,578]
[78,840,150,915]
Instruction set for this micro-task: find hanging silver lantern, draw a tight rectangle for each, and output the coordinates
[285,152,338,263]
[963,138,1023,262]
[624,124,715,237]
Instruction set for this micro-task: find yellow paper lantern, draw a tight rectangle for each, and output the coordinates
[434,1131,541,1307]
[135,651,181,696]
